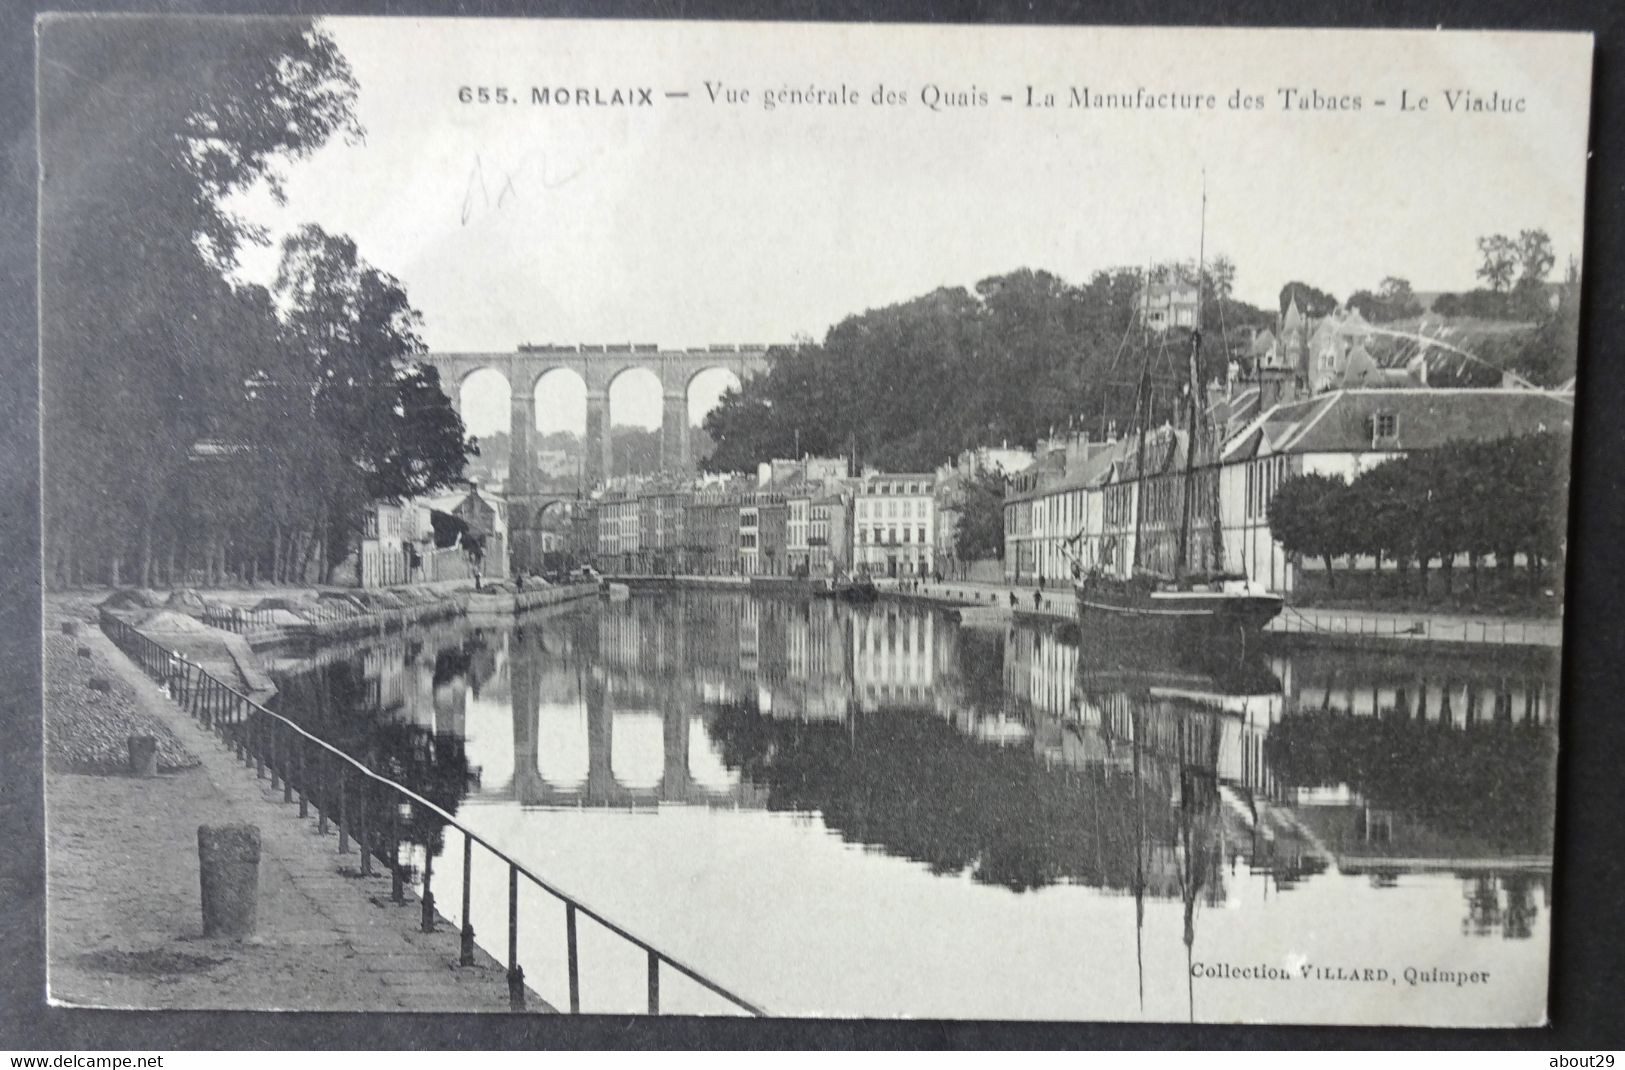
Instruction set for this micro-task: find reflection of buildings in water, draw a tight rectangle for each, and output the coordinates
[768,599,849,721]
[850,605,935,712]
[321,594,1555,945]
[358,631,505,739]
[1003,626,1079,721]
[1050,637,1556,932]
[1461,872,1549,940]
[1270,647,1556,728]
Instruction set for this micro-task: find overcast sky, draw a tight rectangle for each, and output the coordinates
[231,19,1593,436]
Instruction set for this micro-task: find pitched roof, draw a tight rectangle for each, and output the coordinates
[1282,296,1303,332]
[1223,388,1573,460]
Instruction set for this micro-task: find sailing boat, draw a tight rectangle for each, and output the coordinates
[1073,184,1282,645]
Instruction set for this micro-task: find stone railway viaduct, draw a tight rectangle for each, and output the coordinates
[420,344,772,496]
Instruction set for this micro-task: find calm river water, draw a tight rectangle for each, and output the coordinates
[269,591,1557,1024]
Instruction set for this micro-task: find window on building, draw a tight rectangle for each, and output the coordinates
[1376,412,1398,439]
[903,527,911,543]
[918,526,926,545]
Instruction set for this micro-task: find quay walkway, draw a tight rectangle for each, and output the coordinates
[46,603,523,1011]
[50,588,767,1016]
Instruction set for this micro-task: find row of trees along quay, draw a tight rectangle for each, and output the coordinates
[1266,432,1570,599]
[41,19,472,588]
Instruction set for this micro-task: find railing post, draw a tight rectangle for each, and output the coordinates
[389,798,404,903]
[297,734,309,818]
[420,825,436,933]
[268,718,281,790]
[566,903,580,1013]
[317,749,329,835]
[358,778,373,876]
[281,726,293,804]
[338,767,350,854]
[507,863,525,1011]
[647,950,660,1015]
[459,833,475,966]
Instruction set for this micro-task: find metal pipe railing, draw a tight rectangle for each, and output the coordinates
[102,613,766,1017]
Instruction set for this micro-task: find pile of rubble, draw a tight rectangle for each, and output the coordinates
[44,623,199,774]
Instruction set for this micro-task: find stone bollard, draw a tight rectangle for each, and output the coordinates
[60,621,77,635]
[127,735,158,777]
[88,676,111,693]
[77,646,91,659]
[197,824,261,939]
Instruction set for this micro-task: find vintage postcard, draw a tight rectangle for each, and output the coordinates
[38,16,1588,1026]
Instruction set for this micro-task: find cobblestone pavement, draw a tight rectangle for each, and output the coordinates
[46,615,541,1012]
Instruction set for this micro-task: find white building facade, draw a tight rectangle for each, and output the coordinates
[852,472,937,578]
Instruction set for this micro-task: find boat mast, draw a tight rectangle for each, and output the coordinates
[1176,174,1207,580]
[1130,260,1154,574]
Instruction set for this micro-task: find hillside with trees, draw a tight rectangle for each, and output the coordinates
[702,265,1272,473]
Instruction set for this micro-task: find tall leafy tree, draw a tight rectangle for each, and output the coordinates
[1476,234,1519,293]
[271,225,470,579]
[953,468,1009,562]
[1347,277,1424,323]
[40,17,360,586]
[1267,472,1353,591]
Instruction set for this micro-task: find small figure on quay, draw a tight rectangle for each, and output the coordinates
[1033,589,1042,611]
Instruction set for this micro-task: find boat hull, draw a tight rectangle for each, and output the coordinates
[1074,579,1282,646]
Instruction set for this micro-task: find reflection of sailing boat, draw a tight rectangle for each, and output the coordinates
[1174,709,1225,1024]
[1071,645,1280,794]
[1077,651,1238,1023]
[1076,643,1281,703]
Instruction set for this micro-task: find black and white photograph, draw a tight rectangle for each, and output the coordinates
[35,16,1592,1028]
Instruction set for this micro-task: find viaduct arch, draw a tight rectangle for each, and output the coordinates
[420,344,772,496]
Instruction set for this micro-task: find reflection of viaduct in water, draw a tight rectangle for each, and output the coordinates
[506,652,766,808]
